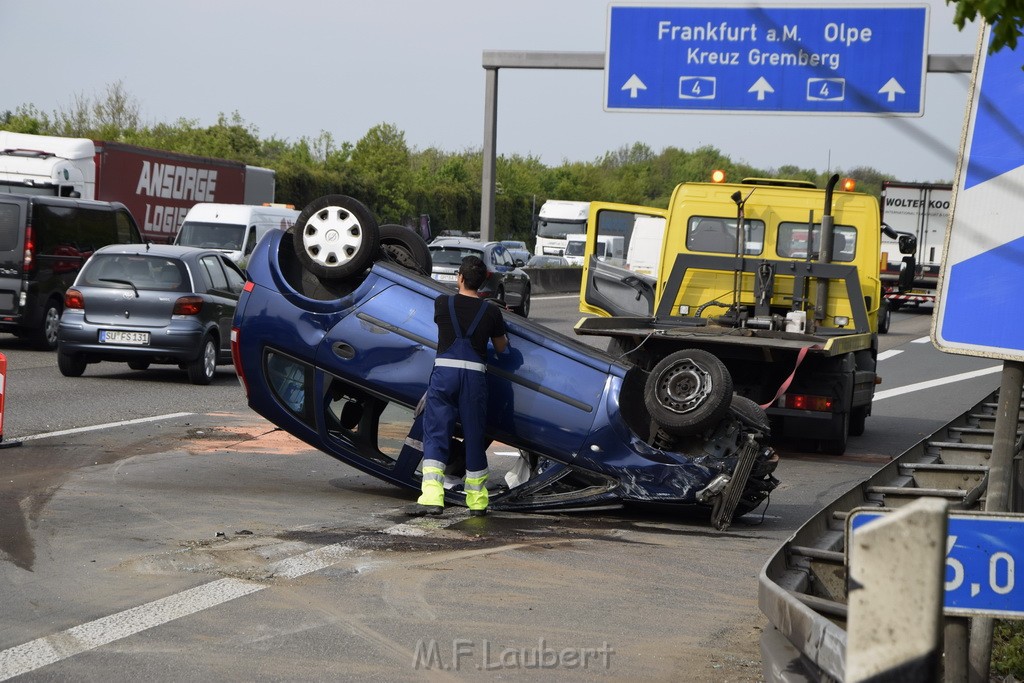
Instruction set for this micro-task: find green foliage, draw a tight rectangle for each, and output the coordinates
[947,0,1024,52]
[1,82,909,234]
[993,619,1024,677]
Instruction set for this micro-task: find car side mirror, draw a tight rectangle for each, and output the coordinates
[898,255,916,292]
[898,233,917,255]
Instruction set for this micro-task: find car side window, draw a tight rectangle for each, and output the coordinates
[200,255,229,291]
[220,256,246,293]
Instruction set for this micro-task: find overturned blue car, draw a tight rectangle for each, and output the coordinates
[230,196,779,529]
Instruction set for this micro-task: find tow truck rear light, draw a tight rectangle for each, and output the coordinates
[711,169,727,183]
[779,393,835,412]
[231,327,250,396]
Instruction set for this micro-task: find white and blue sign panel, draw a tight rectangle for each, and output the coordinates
[850,510,1024,618]
[605,4,928,115]
[935,25,1024,361]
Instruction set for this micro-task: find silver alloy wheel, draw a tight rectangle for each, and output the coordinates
[202,339,216,379]
[300,206,364,269]
[43,306,60,345]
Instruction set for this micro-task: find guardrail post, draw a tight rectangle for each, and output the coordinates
[846,497,948,682]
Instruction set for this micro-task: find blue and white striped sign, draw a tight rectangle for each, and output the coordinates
[935,25,1024,360]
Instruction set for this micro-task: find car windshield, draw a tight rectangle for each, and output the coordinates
[80,254,190,292]
[563,241,586,257]
[177,221,246,250]
[429,246,484,267]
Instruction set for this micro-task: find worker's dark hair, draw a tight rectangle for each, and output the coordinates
[459,255,487,290]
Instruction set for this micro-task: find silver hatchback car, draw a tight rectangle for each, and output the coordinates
[57,244,245,384]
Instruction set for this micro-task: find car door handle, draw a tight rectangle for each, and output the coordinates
[332,341,356,360]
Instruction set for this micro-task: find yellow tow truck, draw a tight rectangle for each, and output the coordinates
[574,174,916,454]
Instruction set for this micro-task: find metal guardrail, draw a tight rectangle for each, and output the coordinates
[759,386,1019,681]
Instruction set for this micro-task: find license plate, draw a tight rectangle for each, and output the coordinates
[433,273,457,282]
[99,330,150,345]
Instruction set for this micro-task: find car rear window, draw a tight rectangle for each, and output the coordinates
[0,203,20,251]
[80,254,190,292]
[429,246,484,266]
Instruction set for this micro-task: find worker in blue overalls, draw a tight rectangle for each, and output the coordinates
[409,255,508,517]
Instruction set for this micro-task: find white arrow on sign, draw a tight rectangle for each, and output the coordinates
[621,74,647,98]
[748,76,775,101]
[878,77,906,102]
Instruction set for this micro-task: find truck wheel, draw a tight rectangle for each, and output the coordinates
[292,195,380,281]
[850,405,868,436]
[378,224,432,275]
[644,349,733,436]
[878,300,891,334]
[819,411,850,455]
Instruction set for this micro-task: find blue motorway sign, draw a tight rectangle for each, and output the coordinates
[935,25,1024,361]
[605,5,928,115]
[850,510,1024,618]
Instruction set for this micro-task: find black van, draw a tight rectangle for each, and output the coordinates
[0,195,143,349]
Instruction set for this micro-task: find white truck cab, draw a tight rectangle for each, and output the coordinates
[174,203,299,265]
[535,200,590,257]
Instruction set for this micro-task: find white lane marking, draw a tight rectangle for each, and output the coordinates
[17,413,194,442]
[877,349,904,361]
[0,543,354,680]
[874,365,1001,401]
[911,336,931,344]
[534,294,579,301]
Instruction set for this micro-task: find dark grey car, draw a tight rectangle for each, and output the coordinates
[57,244,245,384]
[428,238,531,317]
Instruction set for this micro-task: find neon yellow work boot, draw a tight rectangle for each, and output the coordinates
[409,464,444,516]
[464,471,489,517]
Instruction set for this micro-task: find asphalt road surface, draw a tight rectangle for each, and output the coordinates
[0,300,1000,681]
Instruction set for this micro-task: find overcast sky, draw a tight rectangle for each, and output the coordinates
[1,1,979,184]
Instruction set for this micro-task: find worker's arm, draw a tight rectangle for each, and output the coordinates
[491,334,509,355]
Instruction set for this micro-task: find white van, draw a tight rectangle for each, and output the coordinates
[563,234,624,266]
[625,214,667,276]
[174,203,299,265]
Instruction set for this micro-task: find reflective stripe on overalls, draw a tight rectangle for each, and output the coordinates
[418,296,491,510]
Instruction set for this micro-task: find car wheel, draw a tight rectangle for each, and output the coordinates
[128,360,151,371]
[33,299,62,351]
[57,349,87,377]
[729,395,770,433]
[512,286,531,318]
[644,349,733,436]
[187,335,217,385]
[292,195,380,281]
[378,224,432,275]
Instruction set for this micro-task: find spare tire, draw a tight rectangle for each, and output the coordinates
[644,349,733,436]
[292,195,380,280]
[379,224,432,275]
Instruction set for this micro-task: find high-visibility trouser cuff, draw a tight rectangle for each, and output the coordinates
[418,465,446,507]
[464,472,489,511]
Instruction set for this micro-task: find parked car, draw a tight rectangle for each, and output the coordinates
[499,240,531,265]
[57,244,245,384]
[429,238,531,318]
[231,195,779,527]
[526,255,570,268]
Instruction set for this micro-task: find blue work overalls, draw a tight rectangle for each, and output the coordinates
[417,296,490,510]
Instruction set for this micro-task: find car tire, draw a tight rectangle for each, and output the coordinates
[729,395,770,433]
[644,349,733,436]
[187,335,217,385]
[57,349,87,377]
[878,300,891,334]
[292,195,380,281]
[378,224,432,275]
[128,360,151,371]
[33,299,62,351]
[512,286,531,318]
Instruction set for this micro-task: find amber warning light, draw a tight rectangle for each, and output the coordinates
[842,178,856,191]
[711,170,726,183]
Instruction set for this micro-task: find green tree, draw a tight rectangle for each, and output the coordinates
[947,0,1024,52]
[348,123,414,223]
